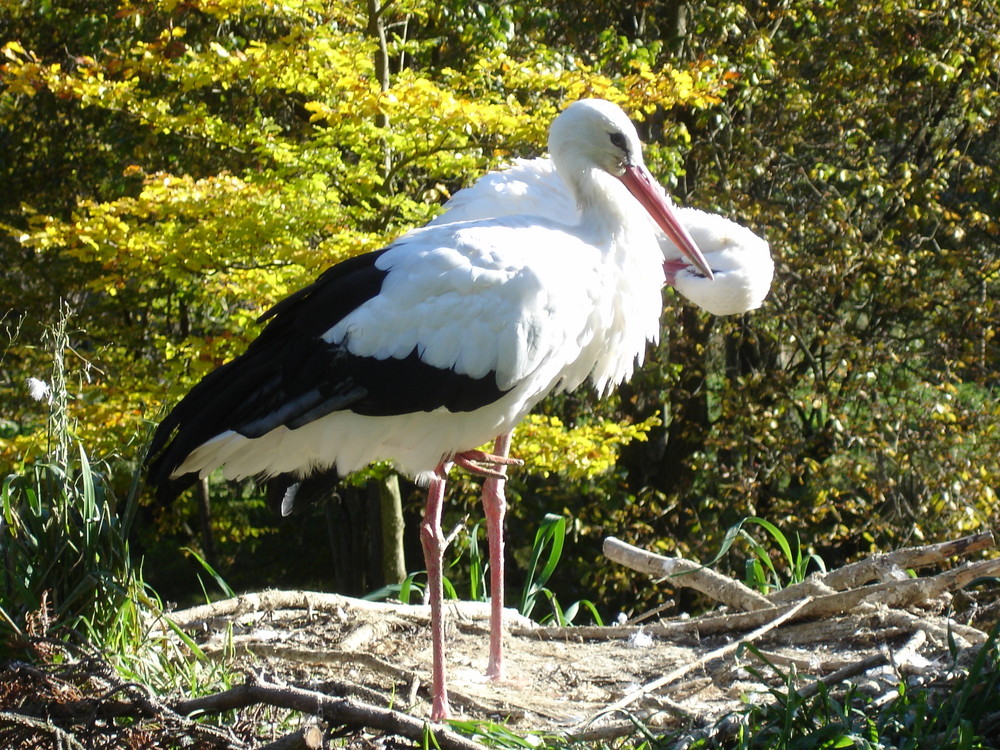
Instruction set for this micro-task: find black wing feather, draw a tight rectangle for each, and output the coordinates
[145,247,508,499]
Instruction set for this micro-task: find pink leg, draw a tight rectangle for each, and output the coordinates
[481,432,512,680]
[420,470,451,721]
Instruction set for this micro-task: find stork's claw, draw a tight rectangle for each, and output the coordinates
[452,449,524,478]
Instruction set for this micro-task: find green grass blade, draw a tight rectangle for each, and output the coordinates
[399,572,422,604]
[182,546,235,599]
[467,521,484,602]
[518,514,566,618]
[442,574,457,600]
[362,583,402,601]
[577,599,604,626]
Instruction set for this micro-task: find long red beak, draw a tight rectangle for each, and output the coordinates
[620,164,715,280]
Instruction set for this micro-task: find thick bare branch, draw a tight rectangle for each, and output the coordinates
[603,537,774,612]
[173,677,487,750]
[258,725,324,750]
[160,590,533,630]
[797,531,995,593]
[520,556,1000,645]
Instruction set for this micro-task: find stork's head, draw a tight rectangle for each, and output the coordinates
[547,98,644,179]
[547,99,714,280]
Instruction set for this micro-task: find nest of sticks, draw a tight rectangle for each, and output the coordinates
[2,532,998,748]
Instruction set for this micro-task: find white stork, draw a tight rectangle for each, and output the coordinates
[432,156,774,316]
[419,157,773,700]
[145,98,713,721]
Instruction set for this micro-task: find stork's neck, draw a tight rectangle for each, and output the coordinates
[569,167,647,250]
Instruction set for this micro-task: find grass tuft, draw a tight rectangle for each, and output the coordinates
[0,308,143,650]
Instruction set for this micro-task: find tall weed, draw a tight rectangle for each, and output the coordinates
[0,307,142,650]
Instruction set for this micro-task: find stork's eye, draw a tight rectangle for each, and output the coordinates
[609,131,629,152]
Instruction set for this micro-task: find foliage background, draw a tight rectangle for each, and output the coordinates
[1,0,998,618]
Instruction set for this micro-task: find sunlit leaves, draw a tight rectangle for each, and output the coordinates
[514,413,661,481]
[597,0,1000,578]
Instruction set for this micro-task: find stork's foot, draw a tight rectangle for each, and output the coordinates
[453,449,523,478]
[486,659,505,681]
[430,694,451,722]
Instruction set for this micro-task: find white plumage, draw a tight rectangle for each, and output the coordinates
[433,156,774,316]
[147,98,715,721]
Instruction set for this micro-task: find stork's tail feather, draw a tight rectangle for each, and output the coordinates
[266,468,342,516]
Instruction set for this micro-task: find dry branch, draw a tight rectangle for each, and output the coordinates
[820,531,995,590]
[773,531,996,599]
[340,620,393,651]
[0,710,89,750]
[629,599,678,624]
[518,598,824,642]
[747,649,829,672]
[794,653,889,700]
[161,590,533,631]
[645,557,1000,639]
[567,711,680,742]
[740,644,894,698]
[173,676,487,750]
[162,590,410,628]
[803,556,1000,614]
[520,556,999,649]
[881,608,986,649]
[226,644,420,684]
[603,537,774,612]
[892,628,929,670]
[258,725,324,750]
[764,578,838,602]
[754,609,909,649]
[213,645,506,718]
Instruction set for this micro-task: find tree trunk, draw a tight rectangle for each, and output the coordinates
[196,476,217,567]
[375,474,407,585]
[366,0,392,181]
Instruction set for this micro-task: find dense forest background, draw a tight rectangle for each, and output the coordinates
[2,0,998,623]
